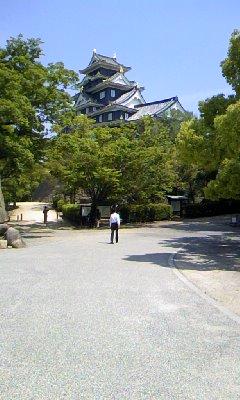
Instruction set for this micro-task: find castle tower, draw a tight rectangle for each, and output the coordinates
[75,51,146,123]
[74,51,186,123]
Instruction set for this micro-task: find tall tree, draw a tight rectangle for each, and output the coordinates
[176,30,240,201]
[221,29,240,98]
[48,115,176,223]
[0,34,79,203]
[205,100,240,199]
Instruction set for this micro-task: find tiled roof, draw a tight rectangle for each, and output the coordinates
[112,88,138,105]
[128,97,178,120]
[75,91,102,108]
[91,53,120,67]
[89,104,137,117]
[86,73,135,93]
[111,88,145,107]
[80,52,131,74]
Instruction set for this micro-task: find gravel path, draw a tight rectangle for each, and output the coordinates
[0,224,240,399]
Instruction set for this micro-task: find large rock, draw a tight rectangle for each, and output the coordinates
[0,223,9,236]
[4,227,26,248]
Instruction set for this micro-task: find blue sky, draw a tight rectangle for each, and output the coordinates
[1,0,239,114]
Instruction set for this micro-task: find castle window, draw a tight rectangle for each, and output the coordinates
[86,107,89,114]
[108,113,113,121]
[124,113,128,120]
[111,89,116,98]
[99,115,102,123]
[93,106,97,112]
[100,91,105,99]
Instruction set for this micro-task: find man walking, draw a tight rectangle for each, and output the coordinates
[110,206,120,244]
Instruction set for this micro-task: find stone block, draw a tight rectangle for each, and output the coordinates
[4,227,26,248]
[0,239,7,249]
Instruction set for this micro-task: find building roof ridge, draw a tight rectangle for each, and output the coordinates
[112,87,138,104]
[95,52,116,61]
[135,96,178,108]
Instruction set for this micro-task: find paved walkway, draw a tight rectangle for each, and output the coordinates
[8,201,59,224]
[8,205,240,316]
[162,217,240,316]
[0,209,240,399]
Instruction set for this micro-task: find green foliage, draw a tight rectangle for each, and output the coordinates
[56,199,66,212]
[175,30,240,202]
[161,109,194,140]
[198,94,236,129]
[120,203,172,223]
[61,203,81,224]
[221,29,240,97]
[203,101,240,199]
[184,199,240,218]
[0,34,79,203]
[48,115,177,209]
[176,118,217,171]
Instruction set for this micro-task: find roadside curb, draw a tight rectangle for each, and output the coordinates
[169,252,240,325]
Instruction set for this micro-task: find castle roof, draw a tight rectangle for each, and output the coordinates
[80,52,131,74]
[128,97,184,120]
[89,103,137,117]
[112,87,146,107]
[75,91,102,109]
[85,72,136,93]
[76,51,186,123]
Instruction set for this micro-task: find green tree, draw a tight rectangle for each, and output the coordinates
[221,29,240,98]
[0,34,78,204]
[176,30,240,202]
[48,115,176,224]
[205,101,240,199]
[48,115,123,224]
[198,94,236,129]
[123,117,176,203]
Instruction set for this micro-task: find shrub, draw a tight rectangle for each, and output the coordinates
[62,204,81,224]
[56,199,66,212]
[120,203,172,223]
[184,199,240,218]
[52,195,62,209]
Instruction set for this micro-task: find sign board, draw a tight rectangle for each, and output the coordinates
[82,206,91,217]
[171,200,180,212]
[81,205,111,218]
[98,206,111,218]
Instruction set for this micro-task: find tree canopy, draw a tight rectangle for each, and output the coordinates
[0,34,79,203]
[221,30,240,98]
[176,30,240,201]
[48,115,176,212]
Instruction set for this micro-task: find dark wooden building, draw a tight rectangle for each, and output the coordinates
[75,51,185,123]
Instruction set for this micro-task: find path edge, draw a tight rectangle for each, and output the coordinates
[169,252,240,325]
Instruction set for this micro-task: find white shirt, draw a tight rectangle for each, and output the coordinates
[110,212,120,227]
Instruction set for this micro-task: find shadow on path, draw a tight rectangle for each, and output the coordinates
[124,234,240,272]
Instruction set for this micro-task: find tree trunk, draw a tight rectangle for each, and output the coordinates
[0,178,8,223]
[88,201,98,228]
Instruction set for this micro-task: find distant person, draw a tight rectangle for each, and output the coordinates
[43,205,49,224]
[110,206,120,244]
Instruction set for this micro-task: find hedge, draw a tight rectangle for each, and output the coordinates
[62,204,81,224]
[120,203,172,223]
[60,202,172,225]
[184,199,240,218]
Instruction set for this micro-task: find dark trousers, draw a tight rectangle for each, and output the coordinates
[110,223,118,243]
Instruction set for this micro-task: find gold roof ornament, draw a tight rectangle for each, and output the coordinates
[119,66,124,73]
